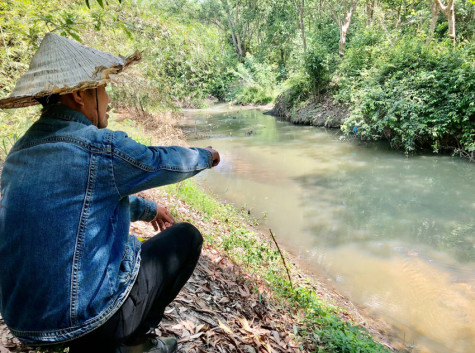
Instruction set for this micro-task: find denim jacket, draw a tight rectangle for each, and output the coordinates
[0,104,212,344]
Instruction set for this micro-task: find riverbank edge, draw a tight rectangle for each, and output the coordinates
[268,94,347,129]
[268,93,474,162]
[163,178,400,352]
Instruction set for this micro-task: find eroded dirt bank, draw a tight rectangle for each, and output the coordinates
[269,94,348,129]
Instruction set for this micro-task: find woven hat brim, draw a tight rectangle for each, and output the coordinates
[0,51,141,109]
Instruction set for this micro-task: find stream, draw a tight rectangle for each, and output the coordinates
[181,106,475,353]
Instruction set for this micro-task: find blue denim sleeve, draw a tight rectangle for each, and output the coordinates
[111,130,213,197]
[129,196,157,222]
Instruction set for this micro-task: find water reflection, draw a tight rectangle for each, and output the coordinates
[181,108,475,353]
[297,157,475,263]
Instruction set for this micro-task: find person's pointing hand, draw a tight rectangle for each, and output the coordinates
[205,146,220,167]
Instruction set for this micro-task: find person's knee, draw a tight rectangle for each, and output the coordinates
[175,222,203,248]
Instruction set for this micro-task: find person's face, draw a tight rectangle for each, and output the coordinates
[81,85,111,129]
[94,85,111,129]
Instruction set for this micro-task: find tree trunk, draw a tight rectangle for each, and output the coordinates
[299,8,307,51]
[447,5,455,42]
[434,0,456,43]
[280,48,286,68]
[396,4,402,28]
[338,1,356,57]
[429,0,439,35]
[338,27,347,57]
[227,18,240,59]
[221,0,246,61]
[366,0,375,26]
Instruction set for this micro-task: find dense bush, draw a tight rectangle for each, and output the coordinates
[339,37,475,154]
[95,3,235,109]
[272,39,337,115]
[304,45,332,98]
[335,26,387,79]
[227,54,279,104]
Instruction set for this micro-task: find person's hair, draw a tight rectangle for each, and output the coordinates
[35,89,96,111]
[35,94,61,107]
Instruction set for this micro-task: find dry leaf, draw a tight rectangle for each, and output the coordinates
[218,320,233,335]
[238,317,253,333]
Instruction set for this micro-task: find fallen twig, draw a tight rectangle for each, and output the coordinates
[269,229,293,289]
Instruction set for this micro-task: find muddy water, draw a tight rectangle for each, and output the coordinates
[181,107,475,353]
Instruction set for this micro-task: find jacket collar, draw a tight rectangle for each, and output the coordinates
[41,104,93,126]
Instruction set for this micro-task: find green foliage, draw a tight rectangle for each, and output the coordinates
[111,6,234,108]
[207,69,236,102]
[260,1,298,70]
[271,72,311,117]
[304,44,332,98]
[339,37,475,154]
[0,0,82,97]
[306,16,341,55]
[455,0,475,41]
[85,0,123,9]
[272,39,337,115]
[0,107,39,160]
[228,54,279,104]
[336,26,386,78]
[0,0,237,114]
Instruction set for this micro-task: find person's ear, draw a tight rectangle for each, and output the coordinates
[71,91,85,106]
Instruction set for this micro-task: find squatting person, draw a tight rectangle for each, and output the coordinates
[0,33,220,353]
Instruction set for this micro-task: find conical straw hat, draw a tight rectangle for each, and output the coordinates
[0,32,141,109]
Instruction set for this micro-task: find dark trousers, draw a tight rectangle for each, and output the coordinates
[68,222,203,353]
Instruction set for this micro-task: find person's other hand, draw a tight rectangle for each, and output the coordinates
[151,204,176,232]
[205,146,220,167]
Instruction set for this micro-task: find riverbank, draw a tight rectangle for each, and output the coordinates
[269,94,348,129]
[0,108,396,353]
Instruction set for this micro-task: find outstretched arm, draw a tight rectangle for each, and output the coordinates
[111,131,220,197]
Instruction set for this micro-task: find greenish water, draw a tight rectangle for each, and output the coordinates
[181,106,475,353]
